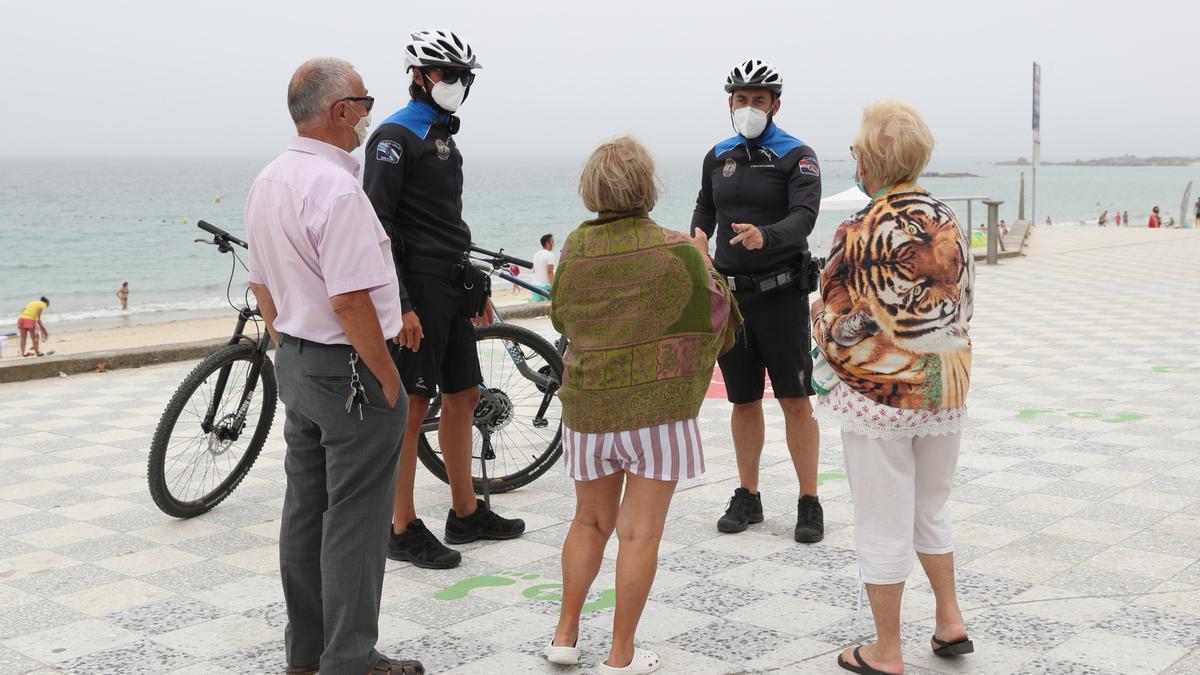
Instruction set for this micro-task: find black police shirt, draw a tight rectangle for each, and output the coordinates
[363,99,471,267]
[690,122,822,277]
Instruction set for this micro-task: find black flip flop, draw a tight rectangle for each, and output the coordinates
[837,646,900,675]
[931,634,975,657]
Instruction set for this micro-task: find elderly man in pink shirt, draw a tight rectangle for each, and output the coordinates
[246,57,424,675]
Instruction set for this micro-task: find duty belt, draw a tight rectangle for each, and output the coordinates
[404,254,464,281]
[727,268,800,294]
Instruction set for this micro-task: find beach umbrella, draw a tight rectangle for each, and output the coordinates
[821,186,870,211]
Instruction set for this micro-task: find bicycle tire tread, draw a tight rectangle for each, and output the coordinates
[147,343,276,518]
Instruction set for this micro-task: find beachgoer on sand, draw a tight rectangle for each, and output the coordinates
[17,297,49,357]
[1149,206,1161,228]
[531,233,556,301]
[1098,210,1108,226]
[507,263,521,295]
[692,58,826,547]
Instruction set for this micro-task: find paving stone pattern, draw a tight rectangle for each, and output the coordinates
[1,228,1198,673]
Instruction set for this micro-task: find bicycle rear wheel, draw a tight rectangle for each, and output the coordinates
[148,343,276,518]
[417,323,563,493]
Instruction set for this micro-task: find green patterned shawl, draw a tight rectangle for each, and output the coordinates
[550,214,741,433]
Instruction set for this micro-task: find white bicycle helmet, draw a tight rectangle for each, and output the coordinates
[724,59,783,95]
[404,30,482,71]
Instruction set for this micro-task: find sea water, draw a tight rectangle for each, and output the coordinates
[1,155,1195,329]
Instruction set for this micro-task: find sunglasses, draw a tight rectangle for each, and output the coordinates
[426,68,475,87]
[850,145,858,160]
[336,96,375,113]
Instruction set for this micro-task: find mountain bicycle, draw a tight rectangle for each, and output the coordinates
[147,221,563,518]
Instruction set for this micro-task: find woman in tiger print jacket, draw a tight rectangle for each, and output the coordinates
[812,100,976,675]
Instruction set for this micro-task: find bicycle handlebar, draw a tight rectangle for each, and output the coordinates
[198,220,248,249]
[469,244,533,269]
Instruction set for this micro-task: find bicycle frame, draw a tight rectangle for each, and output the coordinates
[201,307,272,440]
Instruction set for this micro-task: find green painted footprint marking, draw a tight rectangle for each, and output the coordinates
[817,471,846,486]
[522,582,563,602]
[521,584,615,614]
[1017,407,1146,425]
[1017,407,1063,420]
[1152,366,1200,374]
[581,588,616,614]
[434,571,539,601]
[1101,411,1147,424]
[437,572,615,613]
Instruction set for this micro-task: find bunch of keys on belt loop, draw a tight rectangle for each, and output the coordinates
[345,352,369,420]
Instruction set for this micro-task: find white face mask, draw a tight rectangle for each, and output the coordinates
[349,110,371,146]
[731,105,769,139]
[431,80,467,112]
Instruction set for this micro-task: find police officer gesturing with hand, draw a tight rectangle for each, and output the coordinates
[691,59,824,543]
[364,30,525,570]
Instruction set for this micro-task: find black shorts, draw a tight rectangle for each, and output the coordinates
[397,274,482,398]
[717,283,815,403]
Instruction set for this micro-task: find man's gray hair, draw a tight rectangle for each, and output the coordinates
[287,57,356,126]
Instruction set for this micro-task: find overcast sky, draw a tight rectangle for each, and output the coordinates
[1,0,1196,161]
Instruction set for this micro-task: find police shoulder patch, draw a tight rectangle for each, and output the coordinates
[797,157,820,177]
[375,140,403,164]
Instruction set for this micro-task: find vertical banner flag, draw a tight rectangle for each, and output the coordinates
[1032,61,1041,224]
[1032,62,1041,166]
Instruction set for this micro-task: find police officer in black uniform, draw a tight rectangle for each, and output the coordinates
[691,59,824,543]
[364,30,524,569]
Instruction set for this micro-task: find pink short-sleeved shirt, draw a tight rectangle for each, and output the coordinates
[246,137,403,345]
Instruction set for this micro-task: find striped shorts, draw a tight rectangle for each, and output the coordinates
[562,418,705,482]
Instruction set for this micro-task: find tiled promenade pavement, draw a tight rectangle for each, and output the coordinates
[2,226,1199,674]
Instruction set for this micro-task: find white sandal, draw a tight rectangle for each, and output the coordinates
[597,648,662,674]
[545,640,580,665]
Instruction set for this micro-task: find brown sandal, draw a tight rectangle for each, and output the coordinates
[372,657,425,675]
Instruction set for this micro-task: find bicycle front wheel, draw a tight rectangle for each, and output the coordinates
[417,323,563,493]
[148,343,277,518]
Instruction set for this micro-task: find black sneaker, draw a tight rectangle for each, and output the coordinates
[388,519,462,569]
[794,494,824,543]
[717,487,764,533]
[444,499,526,544]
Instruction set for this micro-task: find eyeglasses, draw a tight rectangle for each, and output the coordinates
[426,68,475,87]
[336,96,375,113]
[850,145,858,160]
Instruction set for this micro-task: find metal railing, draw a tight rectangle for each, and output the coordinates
[943,195,1006,264]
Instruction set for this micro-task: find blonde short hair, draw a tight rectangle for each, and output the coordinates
[853,100,935,186]
[579,136,659,214]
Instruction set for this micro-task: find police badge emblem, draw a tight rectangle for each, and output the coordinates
[435,138,451,161]
[722,157,737,177]
[375,140,403,164]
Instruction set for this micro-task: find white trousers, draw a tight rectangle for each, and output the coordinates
[841,430,961,585]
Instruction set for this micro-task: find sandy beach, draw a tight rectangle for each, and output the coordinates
[4,315,235,358]
[4,294,546,359]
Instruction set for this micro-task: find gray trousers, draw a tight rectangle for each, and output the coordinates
[275,338,407,675]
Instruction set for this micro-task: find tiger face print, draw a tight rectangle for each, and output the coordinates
[815,188,974,410]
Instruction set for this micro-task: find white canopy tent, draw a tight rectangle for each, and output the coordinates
[820,185,870,211]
